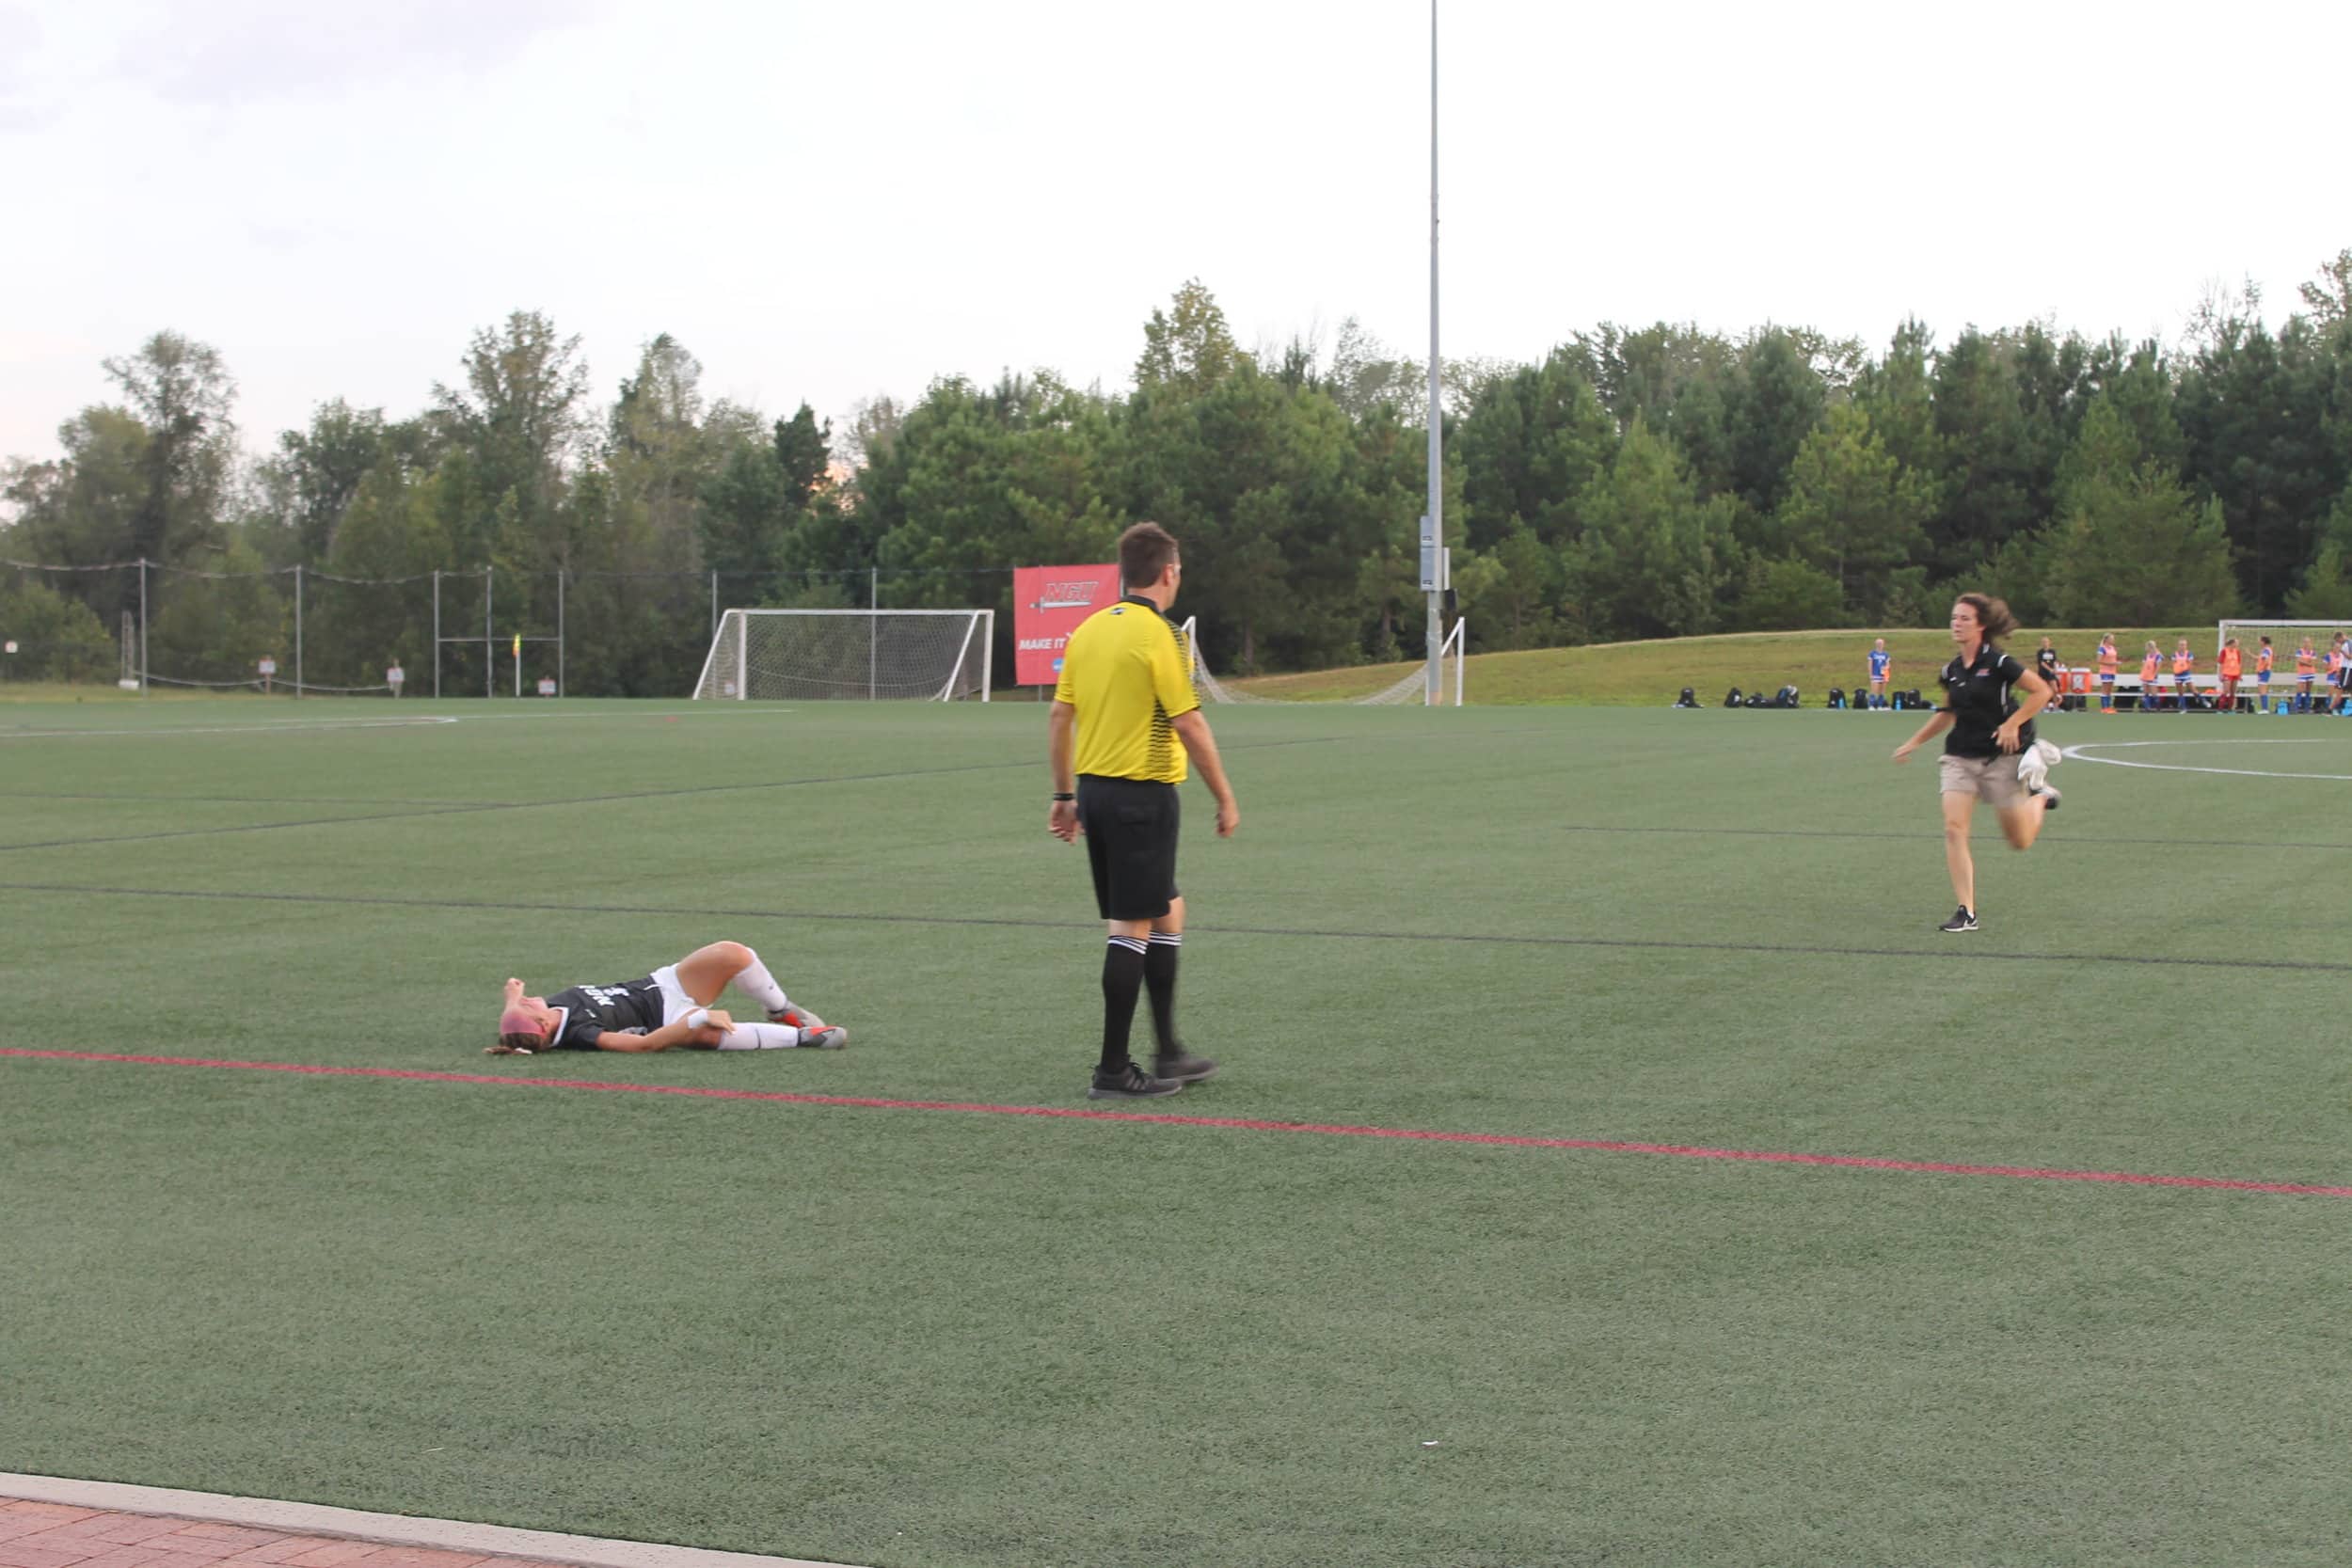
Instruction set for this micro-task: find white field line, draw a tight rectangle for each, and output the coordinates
[0,719,460,740]
[0,710,800,740]
[2062,737,2352,782]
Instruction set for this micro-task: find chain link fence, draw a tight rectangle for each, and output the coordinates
[1,559,1023,696]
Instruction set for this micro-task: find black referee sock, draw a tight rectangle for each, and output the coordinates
[1100,935,1148,1074]
[1144,931,1181,1054]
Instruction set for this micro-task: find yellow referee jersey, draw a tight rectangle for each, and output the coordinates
[1053,595,1200,784]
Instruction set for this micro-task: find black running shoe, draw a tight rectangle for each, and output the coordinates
[1939,906,1979,933]
[1089,1062,1182,1100]
[1152,1049,1218,1085]
[2034,786,2061,812]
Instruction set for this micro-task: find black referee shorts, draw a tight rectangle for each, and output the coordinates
[1076,773,1180,922]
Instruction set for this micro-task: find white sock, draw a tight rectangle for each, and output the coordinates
[714,1021,804,1051]
[728,947,790,1014]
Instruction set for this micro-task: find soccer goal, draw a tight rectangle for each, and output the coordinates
[1182,616,1464,705]
[692,609,993,701]
[2217,618,2345,657]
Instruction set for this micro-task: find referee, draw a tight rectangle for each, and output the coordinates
[1047,521,1239,1101]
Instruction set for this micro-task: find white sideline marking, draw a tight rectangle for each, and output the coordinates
[444,709,800,721]
[0,1473,866,1568]
[0,710,798,741]
[2062,737,2352,782]
[0,719,460,740]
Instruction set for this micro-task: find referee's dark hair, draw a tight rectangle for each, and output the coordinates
[1956,592,2017,641]
[1120,521,1180,589]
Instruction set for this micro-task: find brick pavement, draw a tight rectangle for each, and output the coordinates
[0,1502,586,1568]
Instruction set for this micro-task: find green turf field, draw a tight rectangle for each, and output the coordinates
[3,696,2349,1568]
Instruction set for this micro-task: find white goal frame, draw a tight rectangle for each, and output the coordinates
[2217,618,2346,657]
[691,608,993,701]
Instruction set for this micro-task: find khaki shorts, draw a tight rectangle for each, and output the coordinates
[1938,752,2028,809]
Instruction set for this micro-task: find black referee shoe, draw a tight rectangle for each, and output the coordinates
[1089,1062,1183,1101]
[1152,1048,1218,1085]
[1939,906,1979,933]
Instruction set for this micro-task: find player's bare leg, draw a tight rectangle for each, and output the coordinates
[1995,797,2047,852]
[1938,792,1978,931]
[674,942,748,1005]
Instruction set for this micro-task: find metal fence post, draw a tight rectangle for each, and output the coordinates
[557,570,565,698]
[484,569,493,699]
[432,569,441,699]
[137,558,149,693]
[294,563,304,699]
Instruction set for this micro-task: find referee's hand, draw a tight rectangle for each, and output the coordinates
[1215,799,1239,837]
[1049,800,1081,843]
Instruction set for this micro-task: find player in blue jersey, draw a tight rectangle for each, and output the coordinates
[1867,639,1892,708]
[489,941,844,1053]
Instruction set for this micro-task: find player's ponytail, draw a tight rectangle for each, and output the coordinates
[1956,593,2016,641]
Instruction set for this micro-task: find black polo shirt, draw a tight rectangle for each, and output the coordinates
[1939,642,2037,760]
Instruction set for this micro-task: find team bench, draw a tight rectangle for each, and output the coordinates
[2084,673,2344,712]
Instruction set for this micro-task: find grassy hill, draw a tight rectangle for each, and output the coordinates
[1223,626,2246,705]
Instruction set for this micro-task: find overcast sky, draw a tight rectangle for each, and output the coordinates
[3,0,2345,467]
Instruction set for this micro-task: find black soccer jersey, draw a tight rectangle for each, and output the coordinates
[1939,642,2037,760]
[544,975,664,1051]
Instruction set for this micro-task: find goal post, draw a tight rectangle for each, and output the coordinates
[691,608,993,701]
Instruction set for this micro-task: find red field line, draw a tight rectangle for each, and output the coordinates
[8,1046,2349,1197]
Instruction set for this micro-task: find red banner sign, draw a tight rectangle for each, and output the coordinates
[1012,563,1121,685]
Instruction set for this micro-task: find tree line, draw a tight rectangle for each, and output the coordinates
[5,255,2351,691]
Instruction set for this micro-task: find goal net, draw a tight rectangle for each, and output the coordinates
[692,609,994,701]
[1184,617,1464,705]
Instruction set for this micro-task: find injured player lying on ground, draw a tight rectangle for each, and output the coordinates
[488,941,846,1053]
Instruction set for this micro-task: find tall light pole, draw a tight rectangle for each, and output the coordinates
[1422,0,1445,705]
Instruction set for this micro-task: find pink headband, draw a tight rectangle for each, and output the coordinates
[500,1007,543,1042]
